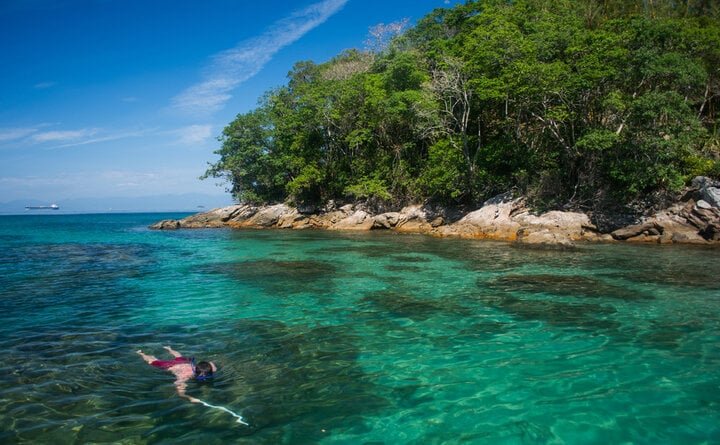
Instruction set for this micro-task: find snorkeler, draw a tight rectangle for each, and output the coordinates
[136,345,216,403]
[136,346,249,425]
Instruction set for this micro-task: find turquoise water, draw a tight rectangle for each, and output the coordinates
[1,213,719,444]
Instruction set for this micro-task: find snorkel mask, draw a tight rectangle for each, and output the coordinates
[191,357,214,382]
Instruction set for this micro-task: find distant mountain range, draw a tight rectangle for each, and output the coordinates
[0,193,234,214]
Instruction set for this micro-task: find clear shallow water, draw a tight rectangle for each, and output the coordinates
[0,213,719,444]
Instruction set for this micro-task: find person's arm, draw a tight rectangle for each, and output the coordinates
[164,345,183,358]
[175,379,201,404]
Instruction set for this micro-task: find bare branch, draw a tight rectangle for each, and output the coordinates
[364,18,410,52]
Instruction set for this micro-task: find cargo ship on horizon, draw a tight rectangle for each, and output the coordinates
[25,204,59,210]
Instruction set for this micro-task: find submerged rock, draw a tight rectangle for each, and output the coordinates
[488,274,653,301]
[222,319,391,438]
[479,294,619,331]
[202,259,337,296]
[359,290,470,321]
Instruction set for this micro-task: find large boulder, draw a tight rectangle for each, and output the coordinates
[395,205,432,233]
[612,204,710,244]
[514,210,601,241]
[692,176,720,208]
[277,208,305,228]
[331,210,375,231]
[373,212,401,229]
[680,200,720,241]
[226,205,259,223]
[231,204,292,228]
[437,199,523,240]
[149,205,253,229]
[611,221,664,241]
[149,219,181,230]
[514,229,577,248]
[180,205,247,228]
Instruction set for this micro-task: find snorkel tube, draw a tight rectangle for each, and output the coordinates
[186,358,248,425]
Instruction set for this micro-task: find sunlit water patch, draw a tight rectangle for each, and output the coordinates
[0,214,719,444]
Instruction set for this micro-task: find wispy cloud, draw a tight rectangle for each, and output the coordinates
[0,127,37,142]
[48,129,153,149]
[34,81,57,89]
[171,124,213,145]
[32,128,99,143]
[121,96,139,103]
[172,0,348,115]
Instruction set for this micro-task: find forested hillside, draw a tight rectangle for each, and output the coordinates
[204,0,720,212]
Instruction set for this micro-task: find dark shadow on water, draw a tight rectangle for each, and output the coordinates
[478,294,620,331]
[385,264,427,273]
[310,243,401,259]
[613,319,705,351]
[214,319,407,443]
[200,260,337,297]
[486,274,654,301]
[359,290,472,322]
[599,266,720,291]
[389,255,433,263]
[0,243,156,326]
[458,320,509,338]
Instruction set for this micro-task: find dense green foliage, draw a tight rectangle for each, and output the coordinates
[204,0,720,210]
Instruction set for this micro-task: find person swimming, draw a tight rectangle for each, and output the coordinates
[136,345,249,425]
[136,346,216,402]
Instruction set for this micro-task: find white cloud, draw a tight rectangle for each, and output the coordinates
[34,81,57,89]
[48,129,151,149]
[0,127,37,142]
[32,128,99,143]
[1,125,149,149]
[172,0,348,115]
[172,124,214,145]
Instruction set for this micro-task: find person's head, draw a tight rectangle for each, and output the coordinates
[194,361,214,381]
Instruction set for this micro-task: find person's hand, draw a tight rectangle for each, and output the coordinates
[136,349,143,354]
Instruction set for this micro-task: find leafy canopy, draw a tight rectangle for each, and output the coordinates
[205,0,720,211]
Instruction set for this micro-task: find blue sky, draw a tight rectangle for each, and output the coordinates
[0,0,459,209]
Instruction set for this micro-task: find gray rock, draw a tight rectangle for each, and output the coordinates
[611,222,662,240]
[515,228,575,247]
[671,232,707,244]
[691,176,719,189]
[332,210,374,231]
[374,212,401,229]
[228,205,259,222]
[246,204,292,227]
[697,200,713,210]
[701,187,720,208]
[149,219,180,230]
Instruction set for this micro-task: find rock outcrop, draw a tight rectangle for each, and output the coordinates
[151,177,720,246]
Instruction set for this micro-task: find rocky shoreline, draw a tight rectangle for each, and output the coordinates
[151,177,720,246]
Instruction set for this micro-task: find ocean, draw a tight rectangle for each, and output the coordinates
[0,213,719,444]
